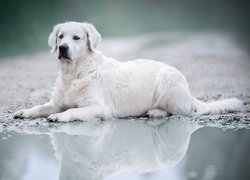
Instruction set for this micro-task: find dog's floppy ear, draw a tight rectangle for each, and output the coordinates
[48,24,61,53]
[83,23,102,52]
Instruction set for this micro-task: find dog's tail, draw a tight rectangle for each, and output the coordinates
[191,97,244,115]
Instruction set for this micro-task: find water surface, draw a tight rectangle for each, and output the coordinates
[0,118,249,180]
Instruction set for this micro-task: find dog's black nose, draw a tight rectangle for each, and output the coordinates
[59,44,68,52]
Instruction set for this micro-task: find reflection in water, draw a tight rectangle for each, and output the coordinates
[2,118,250,180]
[45,119,200,180]
[0,119,201,180]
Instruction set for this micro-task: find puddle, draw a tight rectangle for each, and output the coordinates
[0,117,250,180]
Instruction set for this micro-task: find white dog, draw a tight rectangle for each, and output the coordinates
[13,22,244,122]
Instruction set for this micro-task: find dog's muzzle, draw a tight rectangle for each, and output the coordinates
[58,44,70,60]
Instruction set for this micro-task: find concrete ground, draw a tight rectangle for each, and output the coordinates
[0,32,249,130]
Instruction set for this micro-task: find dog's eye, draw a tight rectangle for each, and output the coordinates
[59,34,64,39]
[73,36,80,40]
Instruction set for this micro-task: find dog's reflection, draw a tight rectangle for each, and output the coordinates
[48,119,201,180]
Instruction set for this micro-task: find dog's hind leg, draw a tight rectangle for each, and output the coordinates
[152,69,192,116]
[162,84,192,116]
[146,108,170,118]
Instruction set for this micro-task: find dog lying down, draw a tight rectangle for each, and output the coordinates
[13,22,244,122]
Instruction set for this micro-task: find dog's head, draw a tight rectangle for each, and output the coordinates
[48,22,102,61]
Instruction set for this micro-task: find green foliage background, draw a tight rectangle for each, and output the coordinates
[0,0,249,58]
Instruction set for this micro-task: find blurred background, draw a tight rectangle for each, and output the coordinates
[0,0,249,58]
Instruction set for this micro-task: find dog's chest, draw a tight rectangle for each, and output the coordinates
[60,79,89,108]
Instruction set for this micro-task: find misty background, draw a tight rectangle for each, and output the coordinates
[0,0,249,58]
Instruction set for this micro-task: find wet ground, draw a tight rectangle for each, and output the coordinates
[0,32,250,180]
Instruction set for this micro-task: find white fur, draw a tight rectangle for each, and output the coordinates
[13,22,244,122]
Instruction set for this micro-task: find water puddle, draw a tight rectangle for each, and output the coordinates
[0,117,250,180]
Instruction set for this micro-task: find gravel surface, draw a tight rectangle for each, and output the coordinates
[0,32,249,131]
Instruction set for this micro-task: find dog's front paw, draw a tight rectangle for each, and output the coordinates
[13,110,24,119]
[13,110,32,119]
[47,113,69,122]
[47,114,59,122]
